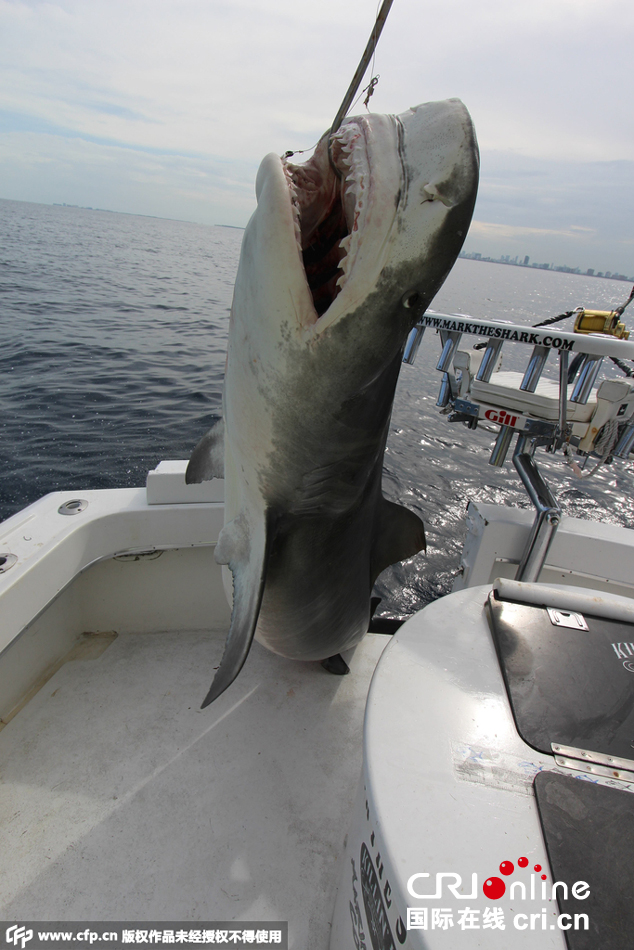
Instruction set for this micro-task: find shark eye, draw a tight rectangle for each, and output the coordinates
[402,292,421,309]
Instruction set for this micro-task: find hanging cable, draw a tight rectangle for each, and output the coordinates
[284,1,394,164]
[329,0,394,137]
[327,0,395,175]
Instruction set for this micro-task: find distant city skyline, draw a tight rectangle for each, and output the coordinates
[459,250,634,284]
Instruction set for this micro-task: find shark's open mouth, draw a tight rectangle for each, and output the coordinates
[283,123,371,317]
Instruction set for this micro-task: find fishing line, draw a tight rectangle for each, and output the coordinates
[327,0,395,175]
[473,284,634,377]
[358,0,384,111]
[283,0,395,162]
[329,0,394,138]
[532,309,577,329]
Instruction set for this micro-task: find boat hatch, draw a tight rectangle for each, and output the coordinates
[488,579,634,766]
[534,770,634,950]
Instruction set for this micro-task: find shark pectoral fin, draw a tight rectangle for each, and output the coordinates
[371,497,426,583]
[186,416,224,483]
[201,509,275,708]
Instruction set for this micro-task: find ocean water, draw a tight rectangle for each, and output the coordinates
[1,197,633,615]
[0,199,240,517]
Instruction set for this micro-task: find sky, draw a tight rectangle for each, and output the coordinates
[1,0,633,274]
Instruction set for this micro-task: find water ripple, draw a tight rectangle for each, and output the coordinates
[2,199,632,618]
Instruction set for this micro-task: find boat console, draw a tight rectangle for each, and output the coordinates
[330,307,634,949]
[330,579,634,949]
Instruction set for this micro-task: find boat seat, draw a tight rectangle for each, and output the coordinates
[471,371,597,422]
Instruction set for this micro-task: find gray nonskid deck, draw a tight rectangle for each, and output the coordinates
[0,626,390,949]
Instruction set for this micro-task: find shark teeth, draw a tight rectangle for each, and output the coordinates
[282,162,302,244]
[332,120,370,294]
[281,118,371,311]
[338,235,352,280]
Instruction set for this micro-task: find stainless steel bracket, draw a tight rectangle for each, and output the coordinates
[552,743,634,782]
[513,434,562,582]
[547,607,588,631]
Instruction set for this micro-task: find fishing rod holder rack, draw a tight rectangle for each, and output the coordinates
[404,311,634,582]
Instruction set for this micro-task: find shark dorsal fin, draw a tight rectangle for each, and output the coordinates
[371,497,426,584]
[201,508,275,707]
[186,416,224,483]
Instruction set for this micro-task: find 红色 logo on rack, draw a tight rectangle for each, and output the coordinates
[483,408,518,427]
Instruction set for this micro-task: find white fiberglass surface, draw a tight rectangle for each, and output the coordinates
[0,625,389,949]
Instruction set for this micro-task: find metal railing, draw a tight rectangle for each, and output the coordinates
[403,311,634,582]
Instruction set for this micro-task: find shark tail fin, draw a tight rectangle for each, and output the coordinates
[186,416,224,483]
[371,497,426,584]
[201,508,275,708]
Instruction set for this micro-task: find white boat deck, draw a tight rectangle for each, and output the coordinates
[0,615,389,948]
[3,462,634,949]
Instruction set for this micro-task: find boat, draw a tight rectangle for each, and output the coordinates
[1,308,634,949]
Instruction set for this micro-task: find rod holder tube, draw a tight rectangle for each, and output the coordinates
[475,338,504,382]
[520,345,550,393]
[558,349,569,434]
[403,325,425,364]
[436,331,462,373]
[436,373,452,408]
[489,425,514,467]
[571,355,603,404]
[513,444,562,583]
[614,422,634,459]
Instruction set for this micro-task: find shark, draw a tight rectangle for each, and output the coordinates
[187,98,479,707]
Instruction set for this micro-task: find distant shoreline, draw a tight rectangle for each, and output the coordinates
[1,197,629,279]
[50,202,245,230]
[1,196,248,230]
[459,253,633,283]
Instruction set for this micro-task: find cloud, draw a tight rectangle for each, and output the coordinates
[0,0,633,271]
[462,151,634,272]
[81,100,155,122]
[0,109,217,159]
[2,0,633,160]
[0,130,258,225]
[470,221,596,240]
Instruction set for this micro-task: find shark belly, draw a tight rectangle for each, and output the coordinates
[255,506,376,660]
